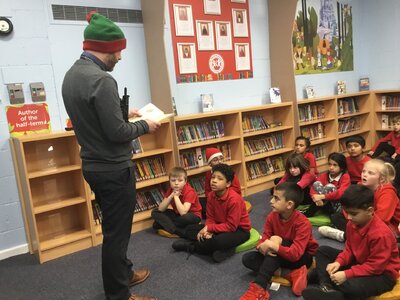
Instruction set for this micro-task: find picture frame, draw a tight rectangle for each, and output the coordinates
[232,9,248,37]
[215,21,232,50]
[196,20,215,51]
[359,77,370,91]
[177,43,197,74]
[173,4,194,36]
[234,43,250,71]
[204,0,221,15]
[305,85,316,99]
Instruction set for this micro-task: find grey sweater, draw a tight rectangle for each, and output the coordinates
[62,59,149,171]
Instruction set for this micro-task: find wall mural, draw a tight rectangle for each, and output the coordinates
[293,0,353,75]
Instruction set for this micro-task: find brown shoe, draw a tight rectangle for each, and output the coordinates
[130,269,150,287]
[128,294,157,300]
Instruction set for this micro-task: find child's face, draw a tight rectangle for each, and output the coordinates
[343,206,373,227]
[169,175,186,191]
[210,170,231,193]
[295,139,307,154]
[346,142,363,157]
[328,159,341,177]
[209,155,224,167]
[289,165,301,177]
[361,165,381,189]
[394,121,400,132]
[271,189,290,214]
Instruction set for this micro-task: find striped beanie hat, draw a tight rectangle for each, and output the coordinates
[83,12,126,53]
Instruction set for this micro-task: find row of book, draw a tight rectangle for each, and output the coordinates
[188,176,206,195]
[337,97,359,115]
[243,133,284,156]
[310,145,327,161]
[300,123,325,141]
[242,115,270,132]
[338,117,361,134]
[134,188,164,213]
[298,104,325,123]
[246,156,284,180]
[381,114,398,129]
[177,120,225,145]
[381,96,400,110]
[134,156,167,182]
[92,200,103,225]
[179,143,231,170]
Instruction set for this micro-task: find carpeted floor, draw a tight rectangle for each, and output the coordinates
[0,190,343,300]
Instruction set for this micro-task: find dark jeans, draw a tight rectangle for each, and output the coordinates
[372,142,396,158]
[151,208,201,236]
[315,246,396,299]
[83,167,136,300]
[199,196,207,219]
[242,240,313,289]
[184,223,250,254]
[331,211,347,235]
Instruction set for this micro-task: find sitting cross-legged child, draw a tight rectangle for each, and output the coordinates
[303,185,400,300]
[239,182,318,300]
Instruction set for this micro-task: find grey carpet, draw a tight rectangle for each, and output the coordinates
[0,190,343,300]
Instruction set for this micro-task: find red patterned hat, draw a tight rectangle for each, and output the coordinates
[206,148,223,164]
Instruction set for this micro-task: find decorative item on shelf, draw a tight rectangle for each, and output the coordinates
[269,87,281,103]
[171,97,178,116]
[359,77,370,91]
[201,93,214,112]
[65,118,73,131]
[336,80,346,95]
[132,138,143,154]
[305,85,316,99]
[381,114,389,129]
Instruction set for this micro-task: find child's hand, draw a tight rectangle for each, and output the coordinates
[392,153,398,160]
[368,150,374,157]
[256,243,269,256]
[197,225,209,241]
[330,271,346,285]
[316,200,324,207]
[326,262,340,275]
[172,190,181,197]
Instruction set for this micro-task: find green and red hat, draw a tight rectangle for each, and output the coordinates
[83,11,126,53]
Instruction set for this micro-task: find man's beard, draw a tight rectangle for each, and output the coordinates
[105,53,118,71]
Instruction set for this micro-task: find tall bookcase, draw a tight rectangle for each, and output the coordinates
[10,131,92,263]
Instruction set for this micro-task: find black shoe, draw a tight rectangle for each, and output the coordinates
[302,285,345,300]
[172,239,195,252]
[212,248,235,263]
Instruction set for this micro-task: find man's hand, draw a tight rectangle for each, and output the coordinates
[145,119,161,133]
[128,109,141,118]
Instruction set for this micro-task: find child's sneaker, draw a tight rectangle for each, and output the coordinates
[239,282,270,300]
[285,265,307,296]
[302,284,345,300]
[318,226,345,242]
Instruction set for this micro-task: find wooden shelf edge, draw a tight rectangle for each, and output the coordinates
[40,229,92,251]
[132,148,173,159]
[33,197,87,214]
[177,135,241,150]
[244,147,293,162]
[242,125,293,137]
[136,175,169,189]
[28,165,81,179]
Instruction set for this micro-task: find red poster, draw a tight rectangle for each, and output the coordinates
[168,0,253,83]
[6,103,51,137]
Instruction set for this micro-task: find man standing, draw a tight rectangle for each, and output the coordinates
[62,12,159,300]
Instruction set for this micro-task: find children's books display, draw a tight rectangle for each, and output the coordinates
[337,80,346,95]
[201,93,214,112]
[269,87,281,103]
[305,85,316,99]
[359,77,370,91]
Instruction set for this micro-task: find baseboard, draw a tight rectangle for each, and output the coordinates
[0,244,29,261]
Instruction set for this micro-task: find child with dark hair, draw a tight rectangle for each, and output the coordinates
[345,135,371,184]
[277,153,316,206]
[172,164,251,263]
[151,167,202,237]
[302,185,400,300]
[240,182,318,299]
[295,135,318,175]
[304,152,350,217]
[369,115,400,161]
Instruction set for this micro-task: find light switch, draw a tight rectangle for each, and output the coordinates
[6,83,24,104]
[30,82,46,102]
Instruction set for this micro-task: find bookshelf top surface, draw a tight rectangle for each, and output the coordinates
[11,130,75,142]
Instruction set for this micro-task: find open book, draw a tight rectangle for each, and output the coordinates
[129,103,174,123]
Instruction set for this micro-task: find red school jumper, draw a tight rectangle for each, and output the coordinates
[346,155,371,183]
[164,182,202,218]
[204,170,242,198]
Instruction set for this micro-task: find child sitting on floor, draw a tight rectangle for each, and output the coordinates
[172,163,251,263]
[345,135,371,184]
[240,182,318,299]
[369,115,400,162]
[302,185,400,300]
[151,167,202,237]
[295,135,318,175]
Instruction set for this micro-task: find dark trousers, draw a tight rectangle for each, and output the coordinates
[372,142,396,158]
[199,196,207,219]
[315,246,396,299]
[184,223,250,254]
[151,208,201,236]
[331,211,347,234]
[242,240,313,289]
[83,167,136,300]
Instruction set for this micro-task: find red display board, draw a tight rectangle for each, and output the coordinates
[6,103,51,137]
[168,0,253,83]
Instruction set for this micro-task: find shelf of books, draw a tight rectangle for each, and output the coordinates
[336,92,372,153]
[174,110,245,195]
[241,103,294,194]
[297,97,337,171]
[372,90,400,142]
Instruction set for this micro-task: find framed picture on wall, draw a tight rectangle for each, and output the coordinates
[204,0,221,15]
[234,43,250,70]
[196,20,215,51]
[215,21,232,50]
[232,9,248,37]
[231,0,246,3]
[177,43,197,74]
[173,4,194,36]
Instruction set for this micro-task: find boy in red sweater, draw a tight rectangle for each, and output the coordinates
[151,167,202,237]
[200,147,242,219]
[295,135,318,175]
[172,163,251,263]
[369,115,400,161]
[345,135,371,184]
[302,185,400,300]
[240,182,318,300]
